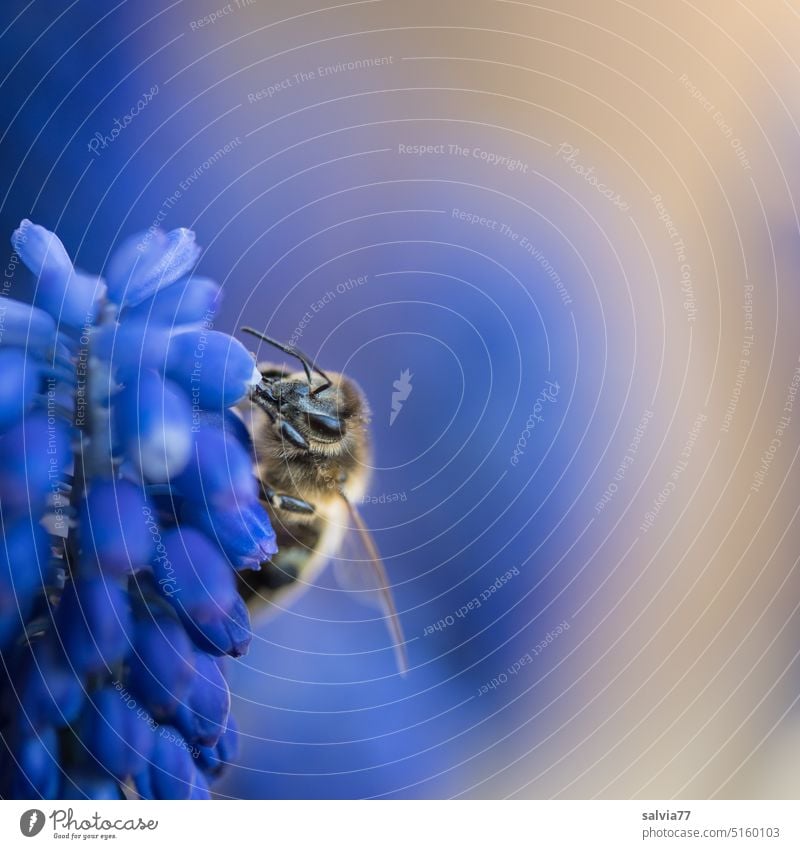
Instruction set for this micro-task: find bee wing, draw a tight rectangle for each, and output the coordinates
[332,496,409,675]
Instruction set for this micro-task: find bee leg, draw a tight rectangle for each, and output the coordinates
[261,483,315,515]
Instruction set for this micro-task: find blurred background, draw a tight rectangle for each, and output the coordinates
[2,0,800,798]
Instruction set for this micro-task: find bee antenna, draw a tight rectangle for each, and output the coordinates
[241,327,332,395]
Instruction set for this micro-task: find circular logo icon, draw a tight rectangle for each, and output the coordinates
[19,810,45,837]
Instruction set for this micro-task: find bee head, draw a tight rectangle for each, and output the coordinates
[241,328,370,455]
[255,372,365,450]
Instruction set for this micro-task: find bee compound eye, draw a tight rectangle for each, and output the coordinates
[306,411,344,438]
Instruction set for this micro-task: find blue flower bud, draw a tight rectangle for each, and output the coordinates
[152,527,238,618]
[79,479,155,576]
[124,276,221,326]
[189,769,210,799]
[181,498,275,570]
[0,349,39,433]
[18,636,86,729]
[78,686,154,779]
[0,520,49,651]
[173,426,257,511]
[58,576,132,675]
[147,726,196,800]
[91,320,172,378]
[195,744,218,776]
[0,410,71,517]
[127,614,196,720]
[113,372,192,483]
[131,767,154,800]
[9,725,60,799]
[0,297,57,351]
[197,714,239,778]
[182,593,252,658]
[174,651,230,747]
[32,271,102,335]
[60,769,122,800]
[105,228,200,308]
[217,714,239,763]
[11,219,73,288]
[165,330,261,408]
[194,408,252,452]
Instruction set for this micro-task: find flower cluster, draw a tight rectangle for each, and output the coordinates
[0,220,276,799]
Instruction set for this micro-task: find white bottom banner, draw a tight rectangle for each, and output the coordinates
[0,800,797,848]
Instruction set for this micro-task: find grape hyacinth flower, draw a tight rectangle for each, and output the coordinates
[0,220,274,799]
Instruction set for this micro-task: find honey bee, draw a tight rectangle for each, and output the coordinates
[236,327,407,673]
